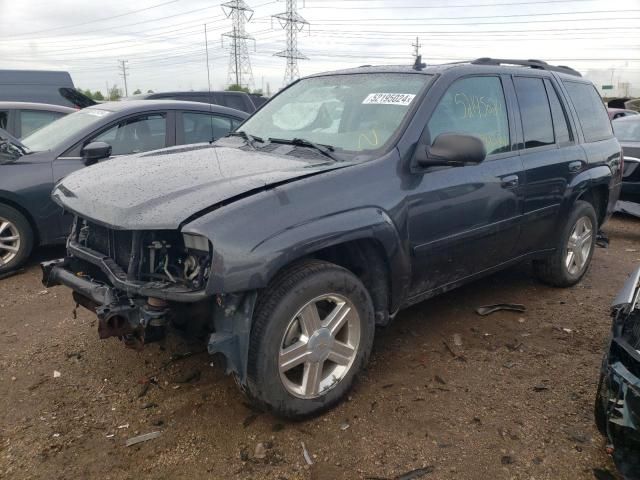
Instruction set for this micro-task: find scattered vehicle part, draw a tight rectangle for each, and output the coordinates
[301,441,313,465]
[125,431,161,447]
[616,200,640,218]
[595,264,640,479]
[475,304,526,316]
[0,100,247,274]
[596,230,610,248]
[44,59,622,418]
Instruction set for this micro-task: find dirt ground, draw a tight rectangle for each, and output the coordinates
[1,216,639,480]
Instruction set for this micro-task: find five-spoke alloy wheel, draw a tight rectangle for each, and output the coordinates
[534,200,598,287]
[279,293,361,399]
[245,260,375,418]
[0,204,33,274]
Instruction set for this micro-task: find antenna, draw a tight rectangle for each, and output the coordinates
[204,23,215,144]
[413,55,426,71]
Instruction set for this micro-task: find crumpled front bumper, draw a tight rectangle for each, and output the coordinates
[41,258,170,349]
[599,265,640,478]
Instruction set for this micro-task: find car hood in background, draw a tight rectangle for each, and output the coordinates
[52,142,347,230]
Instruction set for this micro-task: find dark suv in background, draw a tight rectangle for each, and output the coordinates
[43,58,622,418]
[126,90,262,114]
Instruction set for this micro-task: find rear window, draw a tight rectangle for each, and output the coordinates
[613,119,640,142]
[223,94,248,112]
[563,82,612,142]
[514,77,554,149]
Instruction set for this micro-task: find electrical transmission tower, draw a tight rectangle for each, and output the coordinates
[272,0,309,86]
[222,0,255,89]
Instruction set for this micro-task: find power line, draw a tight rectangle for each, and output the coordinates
[302,0,613,8]
[4,0,179,38]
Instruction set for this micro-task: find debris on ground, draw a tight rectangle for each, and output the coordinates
[301,441,313,465]
[340,421,350,431]
[442,338,466,362]
[501,455,514,465]
[243,412,260,428]
[615,200,640,219]
[174,369,201,384]
[453,333,462,346]
[254,442,267,459]
[53,370,61,378]
[596,230,609,248]
[533,384,549,392]
[476,303,526,316]
[125,431,161,447]
[394,466,435,479]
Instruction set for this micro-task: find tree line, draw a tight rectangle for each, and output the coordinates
[76,87,154,101]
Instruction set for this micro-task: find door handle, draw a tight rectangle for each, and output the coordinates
[568,161,584,173]
[501,174,519,189]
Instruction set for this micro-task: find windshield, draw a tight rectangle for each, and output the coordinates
[21,108,112,152]
[239,73,431,153]
[613,119,640,142]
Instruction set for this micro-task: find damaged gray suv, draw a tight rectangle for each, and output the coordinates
[43,58,623,418]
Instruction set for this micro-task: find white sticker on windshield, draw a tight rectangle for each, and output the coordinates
[362,93,416,106]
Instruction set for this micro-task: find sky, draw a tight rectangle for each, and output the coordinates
[0,0,638,97]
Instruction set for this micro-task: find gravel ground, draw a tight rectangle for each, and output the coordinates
[1,215,639,480]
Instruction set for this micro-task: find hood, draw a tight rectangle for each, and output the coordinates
[53,141,347,230]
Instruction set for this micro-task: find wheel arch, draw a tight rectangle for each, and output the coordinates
[0,193,40,245]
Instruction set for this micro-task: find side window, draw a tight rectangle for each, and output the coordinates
[544,79,572,144]
[223,94,248,112]
[19,110,65,137]
[513,77,554,149]
[428,76,510,155]
[0,111,7,129]
[180,112,232,145]
[563,82,613,142]
[92,114,166,155]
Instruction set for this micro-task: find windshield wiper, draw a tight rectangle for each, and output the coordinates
[269,137,338,161]
[227,130,263,150]
[0,139,29,161]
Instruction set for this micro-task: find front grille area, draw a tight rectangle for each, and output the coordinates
[81,220,133,270]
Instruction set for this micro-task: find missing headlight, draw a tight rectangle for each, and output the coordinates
[182,233,210,252]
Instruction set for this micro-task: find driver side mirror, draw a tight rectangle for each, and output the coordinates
[82,141,112,166]
[415,133,486,168]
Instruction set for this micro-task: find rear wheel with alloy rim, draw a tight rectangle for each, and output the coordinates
[0,204,33,274]
[245,260,375,418]
[533,200,597,287]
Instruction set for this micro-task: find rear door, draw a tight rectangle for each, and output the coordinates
[512,75,585,254]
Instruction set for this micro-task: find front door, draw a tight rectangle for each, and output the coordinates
[407,75,524,298]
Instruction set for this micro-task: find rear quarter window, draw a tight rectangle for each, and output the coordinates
[563,81,612,143]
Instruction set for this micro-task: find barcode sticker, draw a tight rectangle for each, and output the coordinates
[362,93,416,106]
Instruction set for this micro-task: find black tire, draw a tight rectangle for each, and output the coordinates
[533,200,597,287]
[594,370,608,437]
[244,259,375,419]
[0,204,34,274]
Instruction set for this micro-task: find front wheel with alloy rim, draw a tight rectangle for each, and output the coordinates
[245,260,375,418]
[533,200,597,287]
[0,204,34,274]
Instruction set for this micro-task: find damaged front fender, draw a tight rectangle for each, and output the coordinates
[208,292,257,385]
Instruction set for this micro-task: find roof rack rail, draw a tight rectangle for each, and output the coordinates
[470,57,582,77]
